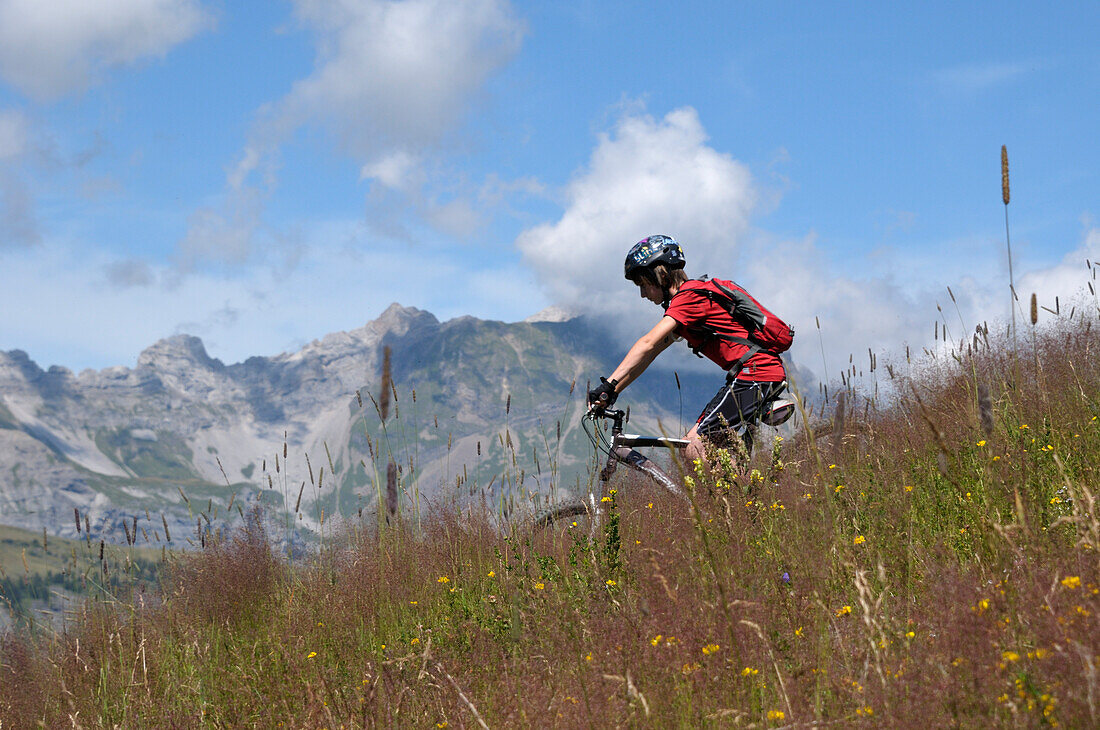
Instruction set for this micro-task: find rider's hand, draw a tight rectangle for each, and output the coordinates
[587,377,618,412]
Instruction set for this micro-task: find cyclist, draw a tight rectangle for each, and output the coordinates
[587,235,788,462]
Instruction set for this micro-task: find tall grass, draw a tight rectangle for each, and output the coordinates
[3,311,1100,727]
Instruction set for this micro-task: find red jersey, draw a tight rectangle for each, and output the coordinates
[663,278,787,382]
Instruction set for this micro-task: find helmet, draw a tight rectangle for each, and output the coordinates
[624,235,685,281]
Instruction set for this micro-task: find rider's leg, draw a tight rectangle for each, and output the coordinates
[684,423,707,464]
[690,379,785,467]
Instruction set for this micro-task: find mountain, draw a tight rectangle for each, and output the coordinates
[0,305,718,546]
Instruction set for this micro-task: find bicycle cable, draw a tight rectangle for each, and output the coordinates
[581,411,613,458]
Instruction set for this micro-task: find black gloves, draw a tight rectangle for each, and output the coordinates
[587,377,619,411]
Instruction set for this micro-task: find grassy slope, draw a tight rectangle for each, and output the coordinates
[3,317,1100,727]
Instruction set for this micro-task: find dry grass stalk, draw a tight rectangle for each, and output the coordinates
[741,619,794,720]
[602,672,651,717]
[435,661,490,729]
[294,481,305,513]
[386,461,398,522]
[977,384,994,436]
[379,345,392,421]
[647,552,677,602]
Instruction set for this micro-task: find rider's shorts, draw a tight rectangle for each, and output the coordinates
[696,379,787,443]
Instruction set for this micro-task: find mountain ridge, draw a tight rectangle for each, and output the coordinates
[0,304,716,545]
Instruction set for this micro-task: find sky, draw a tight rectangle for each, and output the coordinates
[0,0,1097,389]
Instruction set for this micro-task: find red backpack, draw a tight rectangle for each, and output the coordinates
[685,277,794,369]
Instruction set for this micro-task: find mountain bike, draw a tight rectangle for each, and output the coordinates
[531,383,795,535]
[531,405,690,535]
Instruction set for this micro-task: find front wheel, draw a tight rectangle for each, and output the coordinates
[532,498,590,528]
[531,496,604,541]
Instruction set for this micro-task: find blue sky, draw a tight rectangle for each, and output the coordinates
[0,0,1097,385]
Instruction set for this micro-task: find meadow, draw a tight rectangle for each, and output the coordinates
[2,302,1100,728]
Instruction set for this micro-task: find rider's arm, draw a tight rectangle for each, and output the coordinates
[606,316,680,394]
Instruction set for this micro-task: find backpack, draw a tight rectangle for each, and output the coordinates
[684,277,795,371]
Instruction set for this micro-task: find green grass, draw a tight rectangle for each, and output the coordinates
[3,316,1100,727]
[0,523,169,630]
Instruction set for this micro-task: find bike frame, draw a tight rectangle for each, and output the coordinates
[590,408,690,501]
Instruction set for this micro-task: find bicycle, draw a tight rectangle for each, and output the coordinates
[531,383,795,535]
[531,405,690,536]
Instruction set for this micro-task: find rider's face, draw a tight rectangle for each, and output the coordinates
[637,279,663,305]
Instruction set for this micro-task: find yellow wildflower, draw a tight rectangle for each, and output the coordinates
[1002,650,1020,662]
[977,440,986,447]
[853,535,866,545]
[834,484,846,493]
[585,653,593,662]
[905,485,913,492]
[605,579,617,587]
[767,710,785,721]
[1062,576,1081,589]
[650,635,663,646]
[487,570,495,578]
[836,605,852,617]
[905,631,915,639]
[437,575,450,584]
[535,582,545,590]
[646,502,653,508]
[795,626,803,637]
[740,666,759,676]
[600,496,611,503]
[701,643,721,655]
[307,651,317,659]
[410,638,420,645]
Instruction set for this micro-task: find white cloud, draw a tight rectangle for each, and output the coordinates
[359,150,423,191]
[0,110,28,160]
[0,228,547,370]
[174,189,264,270]
[1016,227,1100,323]
[283,0,524,164]
[0,0,212,99]
[0,171,38,247]
[0,109,36,246]
[184,0,523,272]
[517,107,757,321]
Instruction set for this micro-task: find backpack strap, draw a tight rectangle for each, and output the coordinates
[679,279,767,370]
[723,337,762,379]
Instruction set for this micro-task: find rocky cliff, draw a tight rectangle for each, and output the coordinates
[0,305,717,545]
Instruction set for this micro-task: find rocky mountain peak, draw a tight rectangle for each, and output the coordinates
[373,303,439,336]
[136,334,223,372]
[524,306,578,323]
